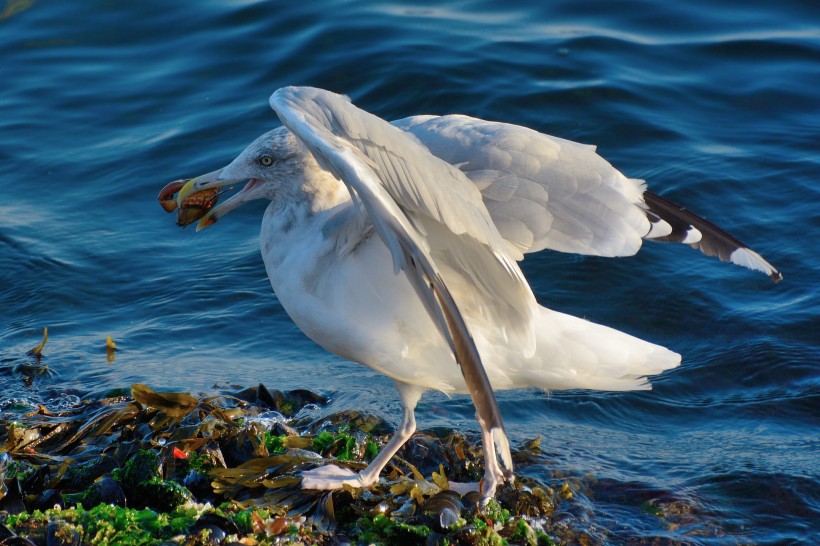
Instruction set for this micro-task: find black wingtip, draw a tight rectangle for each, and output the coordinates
[643,191,782,283]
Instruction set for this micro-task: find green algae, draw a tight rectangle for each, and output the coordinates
[4,504,199,545]
[312,430,357,460]
[263,431,286,454]
[357,512,433,543]
[0,383,573,545]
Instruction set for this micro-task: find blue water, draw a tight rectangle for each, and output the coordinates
[1,0,818,543]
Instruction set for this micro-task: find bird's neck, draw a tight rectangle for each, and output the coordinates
[302,167,351,215]
[264,158,351,235]
[260,166,353,279]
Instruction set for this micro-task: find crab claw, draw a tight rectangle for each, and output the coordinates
[158,180,186,213]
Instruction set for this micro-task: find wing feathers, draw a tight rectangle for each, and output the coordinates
[643,191,782,282]
[397,114,650,258]
[397,113,780,282]
[270,86,516,476]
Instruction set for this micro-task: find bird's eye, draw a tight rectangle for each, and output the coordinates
[259,155,274,167]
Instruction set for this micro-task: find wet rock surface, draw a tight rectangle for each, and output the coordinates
[0,384,701,545]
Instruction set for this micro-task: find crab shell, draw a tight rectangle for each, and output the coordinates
[157,179,221,227]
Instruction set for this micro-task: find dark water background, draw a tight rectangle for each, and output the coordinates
[1,1,818,543]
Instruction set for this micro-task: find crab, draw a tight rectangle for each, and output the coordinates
[158,179,221,227]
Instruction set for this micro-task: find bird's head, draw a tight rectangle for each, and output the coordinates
[173,127,301,231]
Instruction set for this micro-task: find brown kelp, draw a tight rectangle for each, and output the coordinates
[1,381,601,545]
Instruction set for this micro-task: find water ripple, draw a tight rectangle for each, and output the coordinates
[1,0,817,542]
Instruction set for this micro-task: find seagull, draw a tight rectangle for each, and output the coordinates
[170,86,780,497]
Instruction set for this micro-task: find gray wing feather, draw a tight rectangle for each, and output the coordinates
[394,114,651,258]
[272,88,536,353]
[291,95,520,260]
[395,114,781,281]
[270,86,517,474]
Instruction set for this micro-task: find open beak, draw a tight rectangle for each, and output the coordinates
[176,169,224,207]
[158,169,229,230]
[172,168,263,232]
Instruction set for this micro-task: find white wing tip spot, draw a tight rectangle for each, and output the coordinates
[681,227,703,244]
[646,219,673,239]
[729,247,782,282]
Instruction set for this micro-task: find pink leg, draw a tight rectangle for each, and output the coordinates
[449,411,514,497]
[301,381,424,490]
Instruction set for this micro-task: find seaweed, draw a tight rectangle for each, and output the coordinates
[0,382,586,544]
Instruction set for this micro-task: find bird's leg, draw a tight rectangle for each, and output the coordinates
[448,411,513,497]
[477,412,511,497]
[301,381,424,491]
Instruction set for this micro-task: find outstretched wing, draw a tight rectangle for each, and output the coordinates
[395,115,781,281]
[394,114,650,258]
[642,192,782,282]
[270,86,516,476]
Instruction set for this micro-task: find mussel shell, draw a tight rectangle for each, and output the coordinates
[422,489,464,515]
[30,489,64,512]
[218,434,257,468]
[307,410,391,436]
[189,513,240,544]
[462,490,484,508]
[46,520,80,546]
[438,507,460,529]
[182,470,213,501]
[424,532,452,546]
[86,477,127,507]
[496,484,554,518]
[59,456,118,491]
[245,384,328,416]
[287,389,329,407]
[0,524,15,540]
[421,490,465,531]
[20,464,50,493]
[399,434,449,476]
[0,479,25,515]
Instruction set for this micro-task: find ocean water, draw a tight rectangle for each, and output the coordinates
[1,0,818,543]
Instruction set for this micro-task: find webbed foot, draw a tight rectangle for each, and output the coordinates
[301,464,370,490]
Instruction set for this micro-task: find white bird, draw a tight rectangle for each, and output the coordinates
[170,86,780,497]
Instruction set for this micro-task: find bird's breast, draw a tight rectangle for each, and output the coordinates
[258,205,460,389]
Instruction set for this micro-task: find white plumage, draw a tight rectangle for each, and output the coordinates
[171,86,779,497]
[394,114,651,258]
